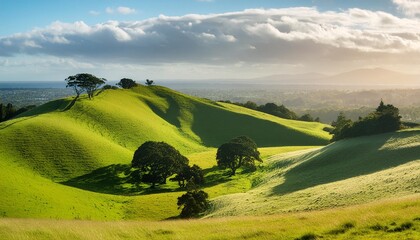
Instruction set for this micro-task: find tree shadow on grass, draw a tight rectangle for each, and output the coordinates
[62,164,184,196]
[62,164,237,196]
[270,130,420,196]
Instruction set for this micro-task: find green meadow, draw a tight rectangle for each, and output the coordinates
[0,85,418,239]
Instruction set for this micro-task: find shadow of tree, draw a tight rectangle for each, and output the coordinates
[62,164,183,195]
[270,130,420,196]
[62,163,237,196]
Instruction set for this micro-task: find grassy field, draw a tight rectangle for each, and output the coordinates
[0,195,418,240]
[0,86,330,220]
[0,86,418,239]
[209,129,420,217]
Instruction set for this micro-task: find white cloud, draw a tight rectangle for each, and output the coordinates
[106,6,136,15]
[1,8,420,75]
[393,0,420,17]
[117,6,136,15]
[89,10,100,16]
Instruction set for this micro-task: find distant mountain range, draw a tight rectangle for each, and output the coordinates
[254,68,420,87]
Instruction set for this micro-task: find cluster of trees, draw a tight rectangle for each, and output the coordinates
[331,100,402,141]
[65,73,156,99]
[131,141,207,218]
[131,141,204,188]
[131,135,262,218]
[221,100,319,122]
[0,103,35,122]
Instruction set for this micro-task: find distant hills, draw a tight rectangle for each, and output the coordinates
[253,68,420,87]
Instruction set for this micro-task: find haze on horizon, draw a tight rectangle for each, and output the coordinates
[1,0,420,82]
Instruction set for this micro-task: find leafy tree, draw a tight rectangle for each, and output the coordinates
[171,164,205,188]
[331,101,402,141]
[145,79,154,86]
[177,181,209,218]
[216,136,262,176]
[299,113,314,122]
[117,78,137,89]
[257,102,298,119]
[243,101,258,110]
[131,141,189,188]
[65,73,106,99]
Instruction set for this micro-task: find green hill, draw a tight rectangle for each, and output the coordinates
[0,85,330,220]
[209,129,420,217]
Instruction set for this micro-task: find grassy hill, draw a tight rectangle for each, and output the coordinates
[0,85,330,220]
[209,129,420,217]
[0,85,419,239]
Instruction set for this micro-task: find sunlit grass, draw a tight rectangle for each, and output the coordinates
[0,195,418,240]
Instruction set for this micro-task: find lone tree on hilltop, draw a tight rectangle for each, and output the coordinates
[145,79,154,86]
[131,141,189,188]
[117,78,137,89]
[65,73,106,99]
[216,136,262,176]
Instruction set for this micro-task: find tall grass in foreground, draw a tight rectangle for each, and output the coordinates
[0,195,418,240]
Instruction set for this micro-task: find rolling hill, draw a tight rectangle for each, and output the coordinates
[0,85,419,239]
[209,129,420,217]
[0,85,330,220]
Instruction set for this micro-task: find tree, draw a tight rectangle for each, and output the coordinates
[65,73,106,99]
[117,78,137,89]
[131,141,189,188]
[216,136,262,176]
[171,164,205,188]
[145,79,154,86]
[299,113,314,122]
[331,101,402,141]
[177,181,209,218]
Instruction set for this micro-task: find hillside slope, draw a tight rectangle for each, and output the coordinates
[209,129,420,217]
[0,85,330,219]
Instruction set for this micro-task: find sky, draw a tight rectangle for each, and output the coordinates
[1,0,420,81]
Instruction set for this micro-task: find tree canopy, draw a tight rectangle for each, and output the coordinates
[177,189,209,218]
[145,79,154,86]
[65,73,106,99]
[171,164,205,188]
[331,100,402,141]
[117,78,137,89]
[131,141,189,187]
[216,136,262,175]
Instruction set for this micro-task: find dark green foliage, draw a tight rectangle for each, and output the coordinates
[117,78,137,89]
[177,189,209,218]
[131,141,189,187]
[221,100,321,121]
[145,79,154,86]
[243,101,258,110]
[65,73,106,99]
[0,102,35,122]
[216,136,262,175]
[332,101,402,141]
[171,164,205,188]
[299,113,314,122]
[102,84,118,90]
[257,102,298,120]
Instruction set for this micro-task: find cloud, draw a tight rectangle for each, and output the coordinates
[1,8,420,71]
[106,6,136,15]
[393,0,420,17]
[89,10,100,16]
